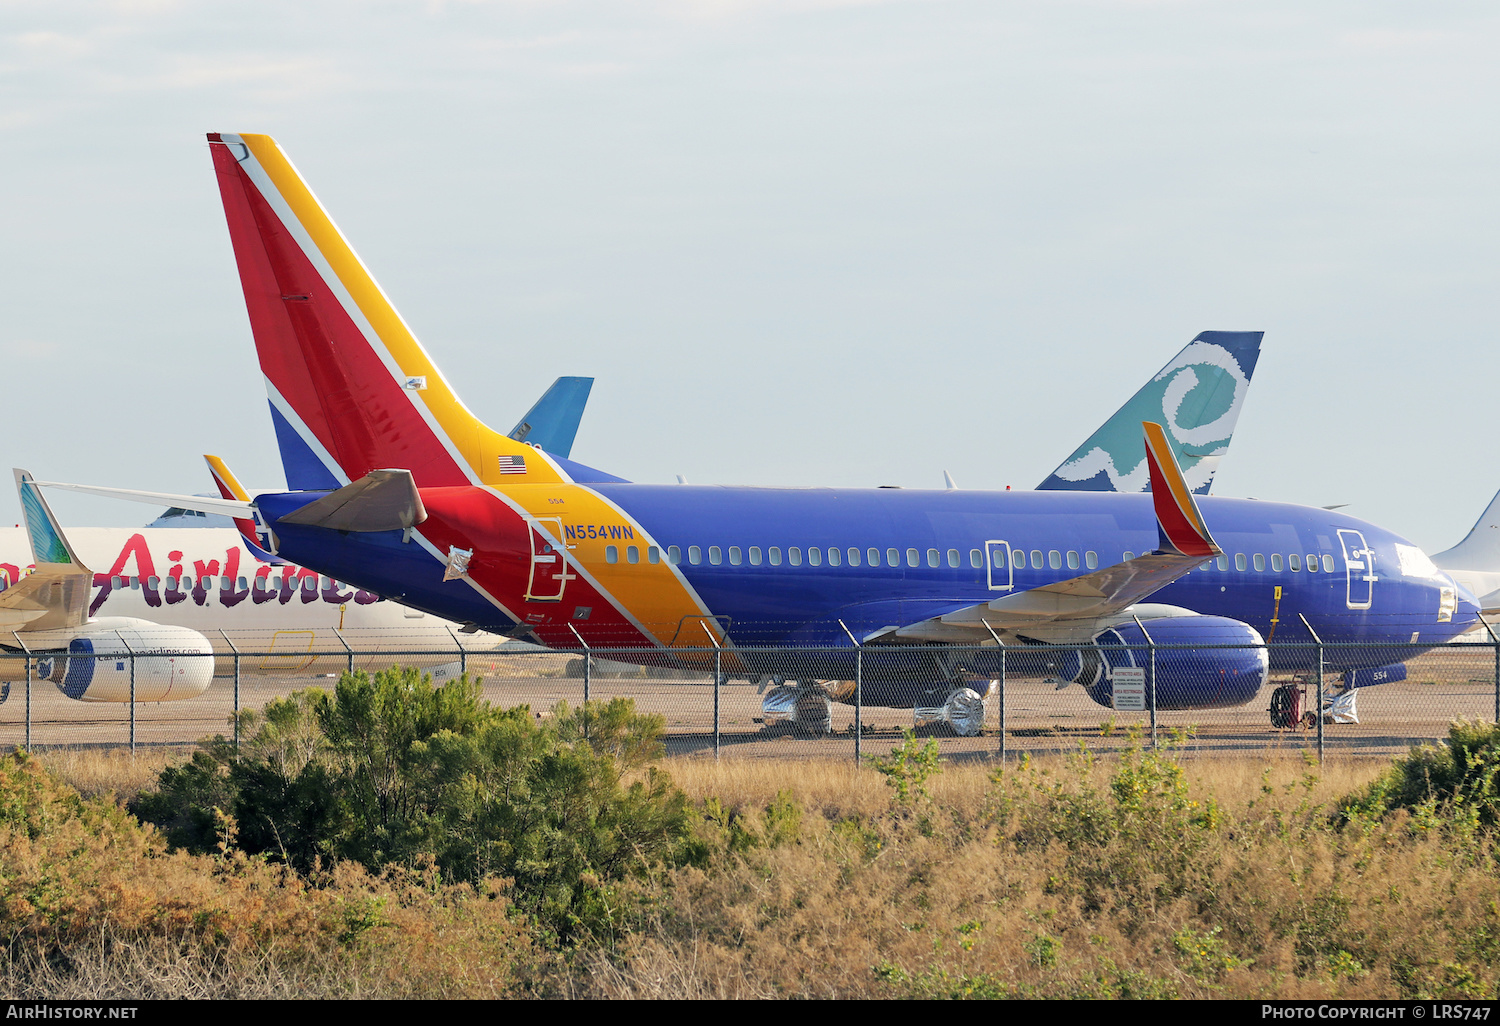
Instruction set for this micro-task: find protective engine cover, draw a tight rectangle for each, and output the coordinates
[44,625,214,703]
[1064,615,1268,711]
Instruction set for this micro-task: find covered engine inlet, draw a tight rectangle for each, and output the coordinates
[913,682,994,736]
[761,682,834,733]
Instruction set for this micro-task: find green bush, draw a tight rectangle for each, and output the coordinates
[1343,719,1500,829]
[130,667,694,940]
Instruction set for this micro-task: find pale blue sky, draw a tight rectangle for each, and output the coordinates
[2,1,1497,552]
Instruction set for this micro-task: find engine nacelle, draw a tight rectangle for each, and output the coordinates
[762,684,833,733]
[1062,615,1268,711]
[42,623,214,703]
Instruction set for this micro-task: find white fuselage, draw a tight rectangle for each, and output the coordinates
[0,527,499,670]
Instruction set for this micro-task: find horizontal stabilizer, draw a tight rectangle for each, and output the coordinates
[277,469,428,533]
[31,479,255,519]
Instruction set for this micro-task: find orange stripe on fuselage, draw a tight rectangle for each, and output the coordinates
[418,484,725,654]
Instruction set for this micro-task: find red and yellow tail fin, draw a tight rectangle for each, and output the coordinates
[206,133,565,491]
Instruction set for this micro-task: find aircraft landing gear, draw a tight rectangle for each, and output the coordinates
[761,682,833,734]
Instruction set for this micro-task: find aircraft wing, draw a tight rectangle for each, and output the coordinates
[885,422,1220,644]
[1,471,93,632]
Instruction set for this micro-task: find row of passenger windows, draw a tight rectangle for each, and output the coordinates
[107,574,349,592]
[600,544,1342,574]
[603,544,1104,570]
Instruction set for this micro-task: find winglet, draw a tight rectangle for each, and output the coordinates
[14,469,85,569]
[1142,422,1219,558]
[204,455,285,564]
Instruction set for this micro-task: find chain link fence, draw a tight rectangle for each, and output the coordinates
[2,631,1497,761]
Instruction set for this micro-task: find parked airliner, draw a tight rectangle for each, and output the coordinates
[33,133,1475,731]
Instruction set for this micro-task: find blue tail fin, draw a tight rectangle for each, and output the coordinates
[507,376,594,458]
[1037,330,1262,495]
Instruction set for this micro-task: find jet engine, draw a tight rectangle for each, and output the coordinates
[1061,615,1268,710]
[761,682,834,733]
[38,619,214,703]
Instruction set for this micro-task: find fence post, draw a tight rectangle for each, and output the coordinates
[446,626,467,680]
[334,628,353,676]
[15,633,32,750]
[839,620,862,765]
[220,630,240,752]
[700,622,721,760]
[1478,614,1500,725]
[119,631,136,754]
[981,619,1005,764]
[1133,616,1157,750]
[567,623,591,740]
[1299,614,1324,763]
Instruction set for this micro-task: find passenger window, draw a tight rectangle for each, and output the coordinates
[729,546,742,566]
[906,548,920,568]
[828,547,842,567]
[970,549,982,568]
[1199,561,1211,572]
[668,545,682,564]
[112,576,123,589]
[1067,550,1079,570]
[788,547,801,566]
[606,545,619,564]
[809,547,822,566]
[1322,554,1335,573]
[993,548,1007,569]
[847,547,861,567]
[689,545,702,565]
[166,576,178,589]
[1012,550,1025,569]
[1253,554,1265,572]
[1234,553,1247,571]
[946,548,959,568]
[1030,549,1043,568]
[1048,550,1061,569]
[238,577,247,590]
[1085,551,1098,570]
[1123,552,1135,563]
[648,546,660,564]
[627,545,640,564]
[1271,553,1283,572]
[1306,552,1318,573]
[926,548,940,568]
[887,548,900,567]
[748,546,761,566]
[868,548,880,567]
[1289,553,1301,571]
[1216,555,1228,571]
[769,547,782,566]
[709,546,722,565]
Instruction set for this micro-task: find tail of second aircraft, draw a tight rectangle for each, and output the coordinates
[1037,330,1262,495]
[207,133,563,492]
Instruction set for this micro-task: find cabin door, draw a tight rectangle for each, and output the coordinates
[984,540,1014,592]
[1337,529,1375,610]
[525,518,574,602]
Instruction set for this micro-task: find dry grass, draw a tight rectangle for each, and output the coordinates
[582,749,1498,999]
[30,745,189,804]
[0,751,540,999]
[9,743,1500,999]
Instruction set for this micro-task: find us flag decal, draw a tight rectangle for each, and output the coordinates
[498,454,527,475]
